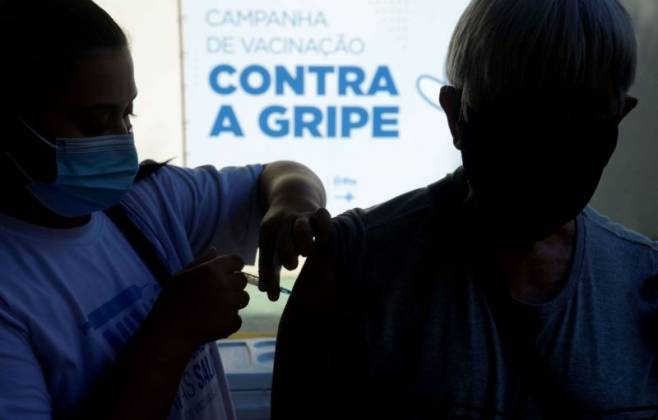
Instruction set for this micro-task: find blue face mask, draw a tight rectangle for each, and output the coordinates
[7,122,139,218]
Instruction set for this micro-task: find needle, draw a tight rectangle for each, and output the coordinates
[244,273,292,295]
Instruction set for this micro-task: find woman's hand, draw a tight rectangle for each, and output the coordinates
[154,251,250,346]
[258,161,331,301]
[259,206,331,301]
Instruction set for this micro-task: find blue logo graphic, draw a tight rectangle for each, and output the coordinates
[416,75,447,112]
[80,284,160,353]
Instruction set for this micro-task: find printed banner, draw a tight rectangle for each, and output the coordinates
[182,0,468,215]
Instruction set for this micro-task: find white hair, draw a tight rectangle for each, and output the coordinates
[446,0,637,118]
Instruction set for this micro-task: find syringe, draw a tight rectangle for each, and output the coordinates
[244,273,292,296]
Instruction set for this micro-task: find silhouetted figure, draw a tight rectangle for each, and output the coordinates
[273,0,658,418]
[0,1,328,419]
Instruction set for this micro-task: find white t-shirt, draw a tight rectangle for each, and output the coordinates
[0,164,264,420]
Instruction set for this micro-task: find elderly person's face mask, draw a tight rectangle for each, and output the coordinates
[458,103,622,244]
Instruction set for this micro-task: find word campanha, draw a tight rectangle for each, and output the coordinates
[206,9,328,28]
[208,64,401,139]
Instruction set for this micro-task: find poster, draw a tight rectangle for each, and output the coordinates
[182,0,468,215]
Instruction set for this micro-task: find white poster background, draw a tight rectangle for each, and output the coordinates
[182,0,468,216]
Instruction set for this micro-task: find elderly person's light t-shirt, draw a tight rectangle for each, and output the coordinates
[0,164,264,420]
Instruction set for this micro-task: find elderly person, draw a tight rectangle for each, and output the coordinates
[271,0,656,418]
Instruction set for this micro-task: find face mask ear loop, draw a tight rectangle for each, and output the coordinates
[4,150,36,184]
[19,119,57,150]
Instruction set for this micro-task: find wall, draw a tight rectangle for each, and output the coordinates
[591,0,658,238]
[94,0,186,165]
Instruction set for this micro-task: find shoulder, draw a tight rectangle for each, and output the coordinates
[582,207,658,258]
[362,185,437,231]
[333,170,463,248]
[328,171,465,284]
[122,163,264,222]
[128,163,263,201]
[128,164,215,198]
[581,207,658,306]
[330,187,434,259]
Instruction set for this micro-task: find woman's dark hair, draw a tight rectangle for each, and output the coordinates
[0,0,128,114]
[136,160,173,182]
